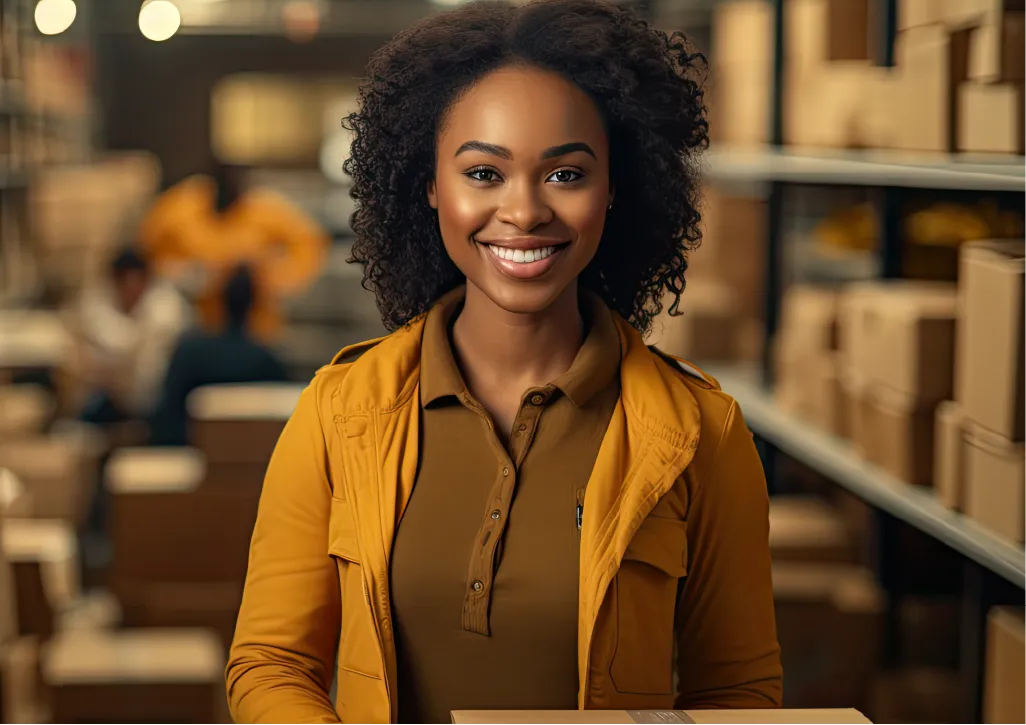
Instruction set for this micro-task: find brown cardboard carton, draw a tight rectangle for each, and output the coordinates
[863,385,937,487]
[840,372,872,457]
[714,0,773,66]
[811,354,847,437]
[772,564,883,711]
[964,423,1025,543]
[43,628,228,724]
[769,496,857,564]
[968,11,1025,83]
[709,62,772,148]
[187,384,301,467]
[691,190,766,318]
[452,709,872,724]
[0,385,54,440]
[779,286,839,353]
[0,433,98,525]
[786,0,870,67]
[840,282,958,404]
[786,62,880,148]
[958,81,1025,154]
[899,0,944,29]
[956,240,1025,441]
[984,607,1025,724]
[892,26,971,151]
[933,401,965,510]
[654,281,739,362]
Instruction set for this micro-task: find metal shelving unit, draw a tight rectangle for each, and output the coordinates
[700,1,1026,722]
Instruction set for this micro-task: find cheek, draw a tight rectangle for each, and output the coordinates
[557,191,609,249]
[435,175,493,245]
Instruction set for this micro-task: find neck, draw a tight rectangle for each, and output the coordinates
[451,281,584,397]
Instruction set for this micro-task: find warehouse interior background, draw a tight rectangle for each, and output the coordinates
[0,0,1024,723]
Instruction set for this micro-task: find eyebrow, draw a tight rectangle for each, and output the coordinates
[454,140,597,160]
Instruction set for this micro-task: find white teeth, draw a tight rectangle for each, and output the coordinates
[487,245,559,263]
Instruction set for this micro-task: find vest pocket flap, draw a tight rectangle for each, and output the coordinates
[328,498,361,562]
[623,516,688,577]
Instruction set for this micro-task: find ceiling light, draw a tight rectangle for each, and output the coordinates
[139,0,181,42]
[34,0,77,36]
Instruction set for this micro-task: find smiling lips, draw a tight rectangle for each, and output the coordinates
[477,239,569,280]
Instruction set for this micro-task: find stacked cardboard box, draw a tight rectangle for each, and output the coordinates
[936,241,1025,542]
[769,496,881,710]
[0,385,54,441]
[773,286,845,436]
[652,189,766,363]
[709,1,773,148]
[838,282,958,486]
[984,607,1025,724]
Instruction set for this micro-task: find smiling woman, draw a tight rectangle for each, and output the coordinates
[226,2,783,724]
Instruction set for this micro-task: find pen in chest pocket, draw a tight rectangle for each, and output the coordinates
[576,503,583,531]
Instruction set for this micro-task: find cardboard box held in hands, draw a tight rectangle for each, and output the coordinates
[451,709,872,724]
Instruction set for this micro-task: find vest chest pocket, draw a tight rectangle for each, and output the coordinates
[328,498,382,681]
[610,515,688,696]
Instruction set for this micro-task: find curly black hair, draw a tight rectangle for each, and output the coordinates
[343,0,708,334]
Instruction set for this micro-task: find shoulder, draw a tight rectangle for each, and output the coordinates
[647,346,745,460]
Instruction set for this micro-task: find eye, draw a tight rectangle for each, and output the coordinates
[548,169,583,184]
[465,167,502,183]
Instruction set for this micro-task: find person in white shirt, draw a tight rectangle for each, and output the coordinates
[76,249,191,426]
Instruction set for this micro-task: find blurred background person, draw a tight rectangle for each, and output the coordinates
[138,156,332,343]
[149,263,288,447]
[74,248,191,429]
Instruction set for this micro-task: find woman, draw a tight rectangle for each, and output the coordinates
[227,1,782,723]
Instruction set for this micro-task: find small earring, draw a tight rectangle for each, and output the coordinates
[607,202,613,210]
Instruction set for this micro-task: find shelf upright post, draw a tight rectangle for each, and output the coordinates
[761,0,786,388]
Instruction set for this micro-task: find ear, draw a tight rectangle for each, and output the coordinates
[427,179,438,209]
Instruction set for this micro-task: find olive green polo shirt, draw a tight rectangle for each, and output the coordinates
[389,289,621,724]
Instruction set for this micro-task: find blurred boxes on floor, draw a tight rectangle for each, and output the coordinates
[2,518,80,641]
[867,666,962,724]
[964,423,1025,542]
[984,606,1025,724]
[655,281,741,362]
[187,383,301,487]
[956,241,1024,442]
[710,1,772,147]
[773,563,884,711]
[43,629,229,724]
[0,429,102,525]
[837,282,957,486]
[957,81,1025,154]
[105,448,258,651]
[933,400,965,510]
[0,385,54,441]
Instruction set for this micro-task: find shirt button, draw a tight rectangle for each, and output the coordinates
[471,580,484,592]
[529,393,546,406]
[491,510,501,520]
[517,423,527,433]
[502,467,509,477]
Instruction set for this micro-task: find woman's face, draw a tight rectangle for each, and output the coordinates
[429,65,613,316]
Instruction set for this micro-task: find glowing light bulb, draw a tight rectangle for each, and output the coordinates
[139,0,181,42]
[34,0,77,36]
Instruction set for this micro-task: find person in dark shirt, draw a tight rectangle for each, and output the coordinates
[149,263,288,446]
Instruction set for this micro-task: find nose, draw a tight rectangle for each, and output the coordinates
[495,180,554,231]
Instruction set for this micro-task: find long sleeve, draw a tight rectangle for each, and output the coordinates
[226,379,342,724]
[675,400,782,709]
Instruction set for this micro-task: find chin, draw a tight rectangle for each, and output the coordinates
[474,278,575,317]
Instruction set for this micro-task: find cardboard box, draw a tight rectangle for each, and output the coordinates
[786,0,870,68]
[964,423,1025,543]
[984,607,1025,724]
[786,62,882,148]
[810,353,847,437]
[840,282,957,404]
[958,81,1025,154]
[187,384,301,466]
[714,0,773,66]
[898,0,944,29]
[892,26,971,151]
[772,564,883,711]
[0,385,54,440]
[969,11,1025,83]
[654,281,740,362]
[770,496,857,564]
[691,190,766,318]
[862,385,937,487]
[43,629,227,724]
[452,709,872,724]
[956,240,1025,441]
[0,433,99,525]
[933,401,965,510]
[841,372,872,457]
[709,63,772,148]
[779,286,839,353]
